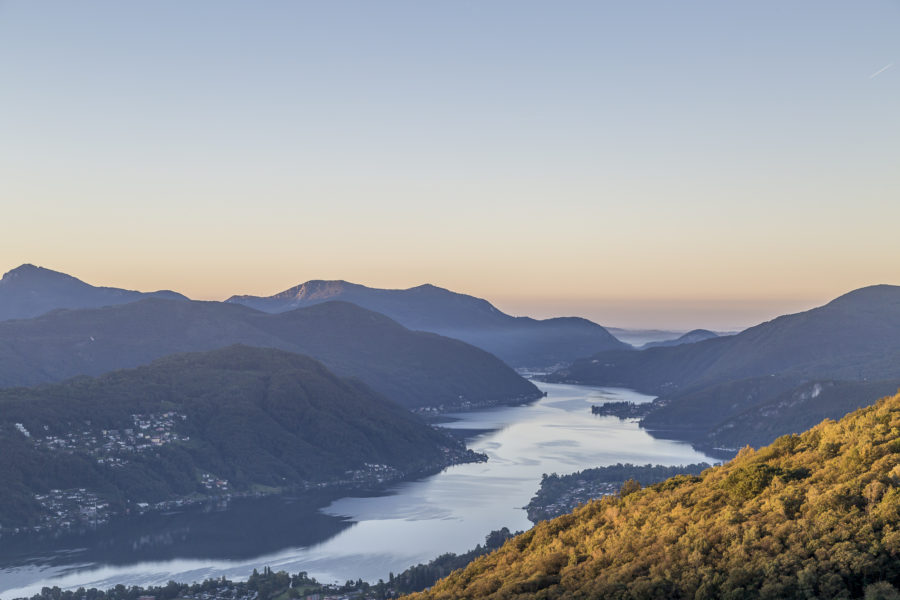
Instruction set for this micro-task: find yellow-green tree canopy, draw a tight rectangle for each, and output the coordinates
[409,392,900,600]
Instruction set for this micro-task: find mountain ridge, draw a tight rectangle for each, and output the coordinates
[0,264,188,322]
[639,328,720,349]
[0,298,541,410]
[549,283,900,450]
[227,279,628,367]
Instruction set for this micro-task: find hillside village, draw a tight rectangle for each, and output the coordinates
[2,406,486,538]
[23,412,190,466]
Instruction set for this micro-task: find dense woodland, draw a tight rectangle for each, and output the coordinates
[0,346,478,530]
[409,391,900,599]
[389,528,519,595]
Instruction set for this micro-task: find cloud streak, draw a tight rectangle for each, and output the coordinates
[869,63,894,79]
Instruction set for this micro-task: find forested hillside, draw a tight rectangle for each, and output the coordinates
[551,285,900,449]
[409,391,900,599]
[0,346,478,531]
[0,298,540,410]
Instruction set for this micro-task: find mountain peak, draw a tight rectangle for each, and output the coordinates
[4,263,39,275]
[276,279,364,301]
[0,265,188,322]
[226,279,627,367]
[1,264,75,283]
[0,264,87,289]
[407,283,449,294]
[825,284,900,309]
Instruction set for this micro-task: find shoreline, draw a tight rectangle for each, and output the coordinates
[0,444,487,543]
[1,383,708,597]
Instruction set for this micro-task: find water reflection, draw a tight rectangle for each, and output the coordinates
[0,383,714,597]
[0,493,351,570]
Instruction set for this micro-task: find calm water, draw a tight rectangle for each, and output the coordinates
[0,382,714,598]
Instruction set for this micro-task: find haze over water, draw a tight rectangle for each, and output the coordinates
[0,381,714,598]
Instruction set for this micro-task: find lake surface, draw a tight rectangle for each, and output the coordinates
[0,382,714,598]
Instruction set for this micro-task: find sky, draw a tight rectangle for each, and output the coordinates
[1,1,898,330]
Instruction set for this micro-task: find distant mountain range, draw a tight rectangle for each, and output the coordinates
[0,297,540,410]
[0,265,628,368]
[549,284,900,450]
[227,280,628,367]
[0,345,478,530]
[638,328,720,349]
[12,263,898,453]
[605,327,695,347]
[0,264,187,321]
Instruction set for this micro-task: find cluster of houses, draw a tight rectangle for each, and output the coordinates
[173,586,259,600]
[525,480,620,522]
[201,472,230,491]
[411,392,545,416]
[0,488,113,536]
[122,581,380,600]
[411,397,490,415]
[590,401,653,418]
[343,463,402,486]
[174,588,367,600]
[25,412,189,468]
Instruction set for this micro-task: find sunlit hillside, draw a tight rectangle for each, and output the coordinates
[410,393,900,599]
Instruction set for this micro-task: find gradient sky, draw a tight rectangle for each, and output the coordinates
[1,1,898,329]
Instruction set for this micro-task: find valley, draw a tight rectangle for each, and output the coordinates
[0,382,712,598]
[4,4,895,597]
[0,345,484,536]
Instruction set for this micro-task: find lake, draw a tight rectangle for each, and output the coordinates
[0,382,714,598]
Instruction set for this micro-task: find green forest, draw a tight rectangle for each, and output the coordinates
[0,345,476,530]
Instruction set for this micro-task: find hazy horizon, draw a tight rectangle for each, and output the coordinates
[0,261,865,331]
[3,3,900,593]
[2,1,898,331]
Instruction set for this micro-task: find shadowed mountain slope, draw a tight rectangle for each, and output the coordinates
[227,280,628,367]
[0,298,540,410]
[0,345,476,529]
[639,328,720,349]
[0,264,187,321]
[550,285,900,447]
